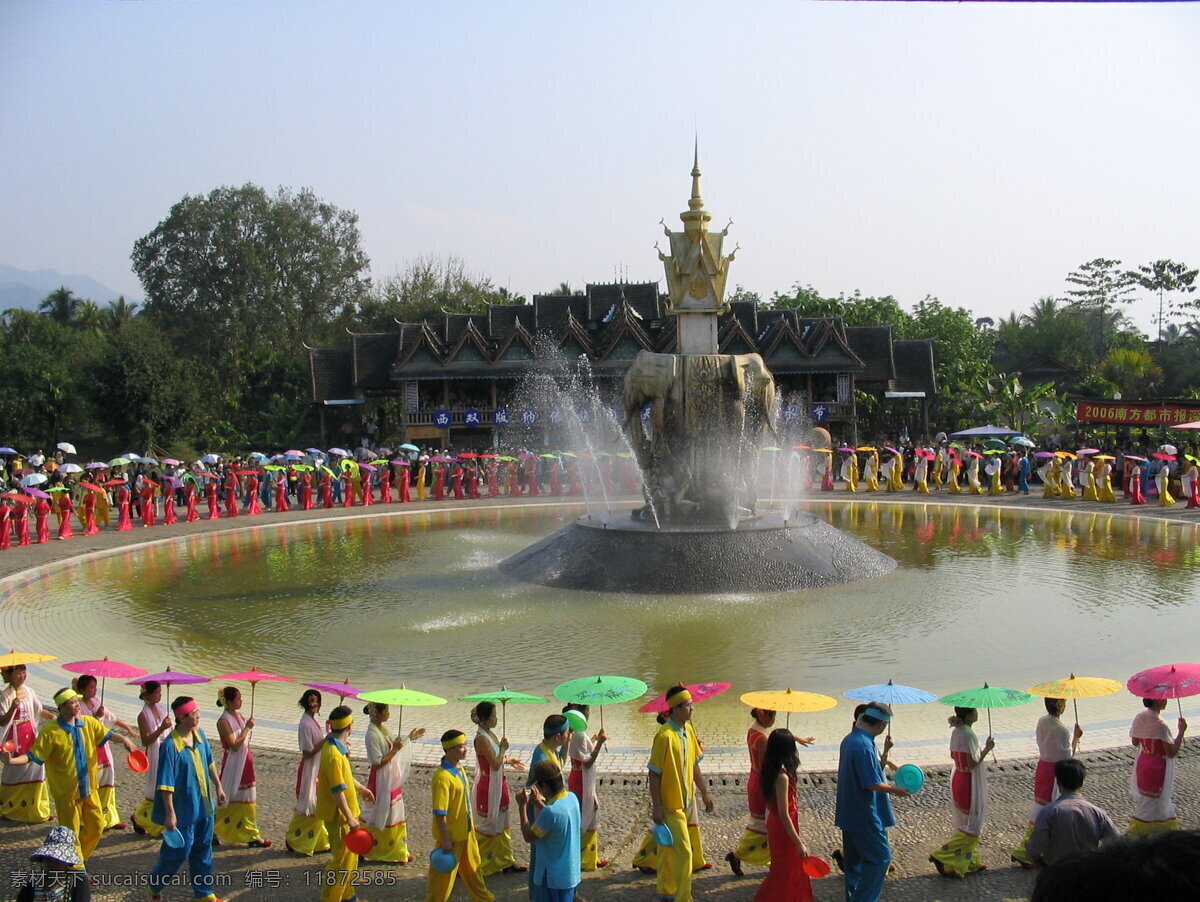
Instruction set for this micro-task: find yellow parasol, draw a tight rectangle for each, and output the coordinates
[1027,674,1123,751]
[740,688,837,728]
[0,650,56,669]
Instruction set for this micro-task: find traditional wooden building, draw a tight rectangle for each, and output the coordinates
[306,282,937,444]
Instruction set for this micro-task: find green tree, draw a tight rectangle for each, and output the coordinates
[1062,258,1136,367]
[1098,347,1164,399]
[37,286,81,326]
[1126,259,1198,341]
[105,296,140,332]
[0,314,91,444]
[88,318,199,447]
[355,254,509,329]
[132,184,370,362]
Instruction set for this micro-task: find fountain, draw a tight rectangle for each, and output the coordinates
[499,152,897,593]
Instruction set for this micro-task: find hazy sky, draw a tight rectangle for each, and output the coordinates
[3,1,1197,333]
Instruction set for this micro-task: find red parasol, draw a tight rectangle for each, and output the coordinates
[1127,663,1200,716]
[62,656,149,705]
[1151,453,1176,461]
[78,482,105,493]
[1,493,35,506]
[213,667,295,716]
[458,452,478,459]
[101,479,127,488]
[638,681,732,714]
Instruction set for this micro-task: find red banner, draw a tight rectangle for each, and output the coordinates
[1076,401,1200,426]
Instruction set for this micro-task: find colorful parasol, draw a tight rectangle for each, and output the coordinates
[302,679,363,702]
[359,685,447,733]
[1027,673,1123,749]
[844,679,938,706]
[740,687,838,728]
[62,656,148,705]
[128,668,210,695]
[554,675,648,729]
[213,668,295,717]
[1127,663,1200,716]
[940,683,1034,754]
[1151,452,1176,462]
[1076,448,1100,456]
[459,685,548,735]
[0,650,56,669]
[639,681,732,714]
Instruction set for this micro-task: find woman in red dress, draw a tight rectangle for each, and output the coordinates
[204,478,220,520]
[433,465,445,500]
[273,471,290,512]
[162,482,178,525]
[223,471,240,518]
[56,491,75,540]
[566,459,582,496]
[548,460,562,496]
[13,501,30,546]
[378,467,392,504]
[486,462,499,498]
[139,480,156,527]
[82,489,99,535]
[300,471,315,509]
[360,467,374,506]
[451,464,465,500]
[525,457,540,496]
[246,472,263,515]
[397,465,411,503]
[319,470,334,508]
[0,504,10,550]
[184,481,200,522]
[34,498,51,543]
[753,728,813,902]
[116,483,134,530]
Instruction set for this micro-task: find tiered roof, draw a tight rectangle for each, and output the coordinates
[308,282,936,401]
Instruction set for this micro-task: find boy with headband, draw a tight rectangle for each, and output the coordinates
[648,684,712,902]
[149,695,225,902]
[316,705,373,902]
[1,686,136,865]
[427,729,495,902]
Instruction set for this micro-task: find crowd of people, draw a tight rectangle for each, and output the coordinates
[0,444,646,551]
[807,434,1200,509]
[0,664,1195,902]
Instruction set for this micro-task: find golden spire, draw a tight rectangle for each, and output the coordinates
[681,138,712,227]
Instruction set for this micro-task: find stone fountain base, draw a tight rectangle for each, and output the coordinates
[498,511,897,594]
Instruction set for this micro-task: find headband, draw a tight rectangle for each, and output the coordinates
[53,688,80,707]
[329,714,353,731]
[174,700,198,717]
[441,733,467,750]
[667,688,693,708]
[864,705,892,722]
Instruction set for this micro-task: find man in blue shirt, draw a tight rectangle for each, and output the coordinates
[835,703,909,902]
[518,760,581,902]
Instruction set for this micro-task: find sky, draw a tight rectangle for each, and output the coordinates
[2,1,1198,334]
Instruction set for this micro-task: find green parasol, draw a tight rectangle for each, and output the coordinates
[497,455,518,462]
[359,685,447,734]
[940,683,1034,758]
[553,675,647,729]
[459,685,548,735]
[108,457,130,467]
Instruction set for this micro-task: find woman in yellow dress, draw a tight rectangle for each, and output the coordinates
[130,680,170,837]
[362,701,425,864]
[840,450,858,493]
[1060,457,1077,499]
[284,689,329,855]
[75,674,136,830]
[947,453,962,494]
[1155,460,1176,506]
[966,455,984,495]
[1043,458,1062,498]
[0,664,51,823]
[471,701,523,876]
[986,456,1004,496]
[1081,457,1099,502]
[214,686,270,847]
[1096,457,1117,502]
[862,450,880,492]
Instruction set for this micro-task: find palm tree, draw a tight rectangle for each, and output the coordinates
[74,300,104,334]
[38,286,80,325]
[104,296,139,332]
[1099,348,1163,399]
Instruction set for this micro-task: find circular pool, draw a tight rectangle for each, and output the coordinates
[2,500,1197,769]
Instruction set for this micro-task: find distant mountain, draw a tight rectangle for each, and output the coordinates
[0,264,140,311]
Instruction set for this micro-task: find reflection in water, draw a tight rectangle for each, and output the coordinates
[1,503,1197,764]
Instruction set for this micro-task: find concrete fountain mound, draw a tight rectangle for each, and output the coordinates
[499,510,897,594]
[501,153,897,594]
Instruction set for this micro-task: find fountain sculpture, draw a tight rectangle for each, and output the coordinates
[499,152,897,592]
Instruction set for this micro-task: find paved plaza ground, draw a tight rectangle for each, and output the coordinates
[0,492,1196,899]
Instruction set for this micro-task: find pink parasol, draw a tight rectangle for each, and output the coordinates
[1124,455,1147,462]
[837,446,855,452]
[965,450,983,458]
[1034,451,1057,459]
[303,679,363,701]
[214,667,295,716]
[638,681,732,714]
[161,458,181,466]
[22,488,50,500]
[62,656,148,706]
[884,446,901,455]
[129,668,210,704]
[84,462,109,470]
[1077,448,1100,456]
[1127,663,1200,716]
